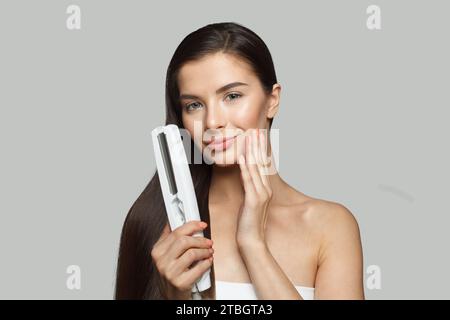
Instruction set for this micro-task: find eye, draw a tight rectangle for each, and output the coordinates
[225,92,242,102]
[185,101,203,112]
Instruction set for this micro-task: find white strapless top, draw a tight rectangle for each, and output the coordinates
[215,280,315,300]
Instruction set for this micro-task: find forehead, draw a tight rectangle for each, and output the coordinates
[177,52,256,94]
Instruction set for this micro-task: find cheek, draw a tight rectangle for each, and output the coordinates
[182,118,205,151]
[227,102,265,157]
[228,99,266,130]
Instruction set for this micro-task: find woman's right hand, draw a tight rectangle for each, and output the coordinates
[151,221,214,300]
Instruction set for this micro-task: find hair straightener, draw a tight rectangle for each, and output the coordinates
[151,124,211,299]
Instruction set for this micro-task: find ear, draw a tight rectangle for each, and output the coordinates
[266,83,281,120]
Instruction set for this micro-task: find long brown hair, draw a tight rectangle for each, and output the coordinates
[114,22,278,299]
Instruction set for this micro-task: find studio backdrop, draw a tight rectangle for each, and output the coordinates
[0,0,449,299]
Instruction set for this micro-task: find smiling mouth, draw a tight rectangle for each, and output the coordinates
[206,136,236,151]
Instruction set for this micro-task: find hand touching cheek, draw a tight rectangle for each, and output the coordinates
[236,128,273,248]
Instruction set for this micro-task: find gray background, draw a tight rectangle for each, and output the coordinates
[0,0,449,299]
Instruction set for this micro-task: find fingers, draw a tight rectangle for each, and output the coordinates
[151,220,214,293]
[239,129,270,197]
[160,247,213,293]
[257,130,272,191]
[173,220,208,237]
[247,131,264,192]
[177,256,214,290]
[154,221,207,259]
[170,247,214,276]
[238,135,256,196]
[250,129,266,191]
[165,233,213,262]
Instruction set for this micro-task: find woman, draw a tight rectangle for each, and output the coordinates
[115,22,364,300]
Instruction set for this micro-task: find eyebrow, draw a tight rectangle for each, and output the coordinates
[179,81,248,100]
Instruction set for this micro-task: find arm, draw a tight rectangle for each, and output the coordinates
[313,204,365,299]
[236,130,304,299]
[238,240,304,300]
[238,203,365,300]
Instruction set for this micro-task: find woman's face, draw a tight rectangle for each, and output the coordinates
[177,52,280,166]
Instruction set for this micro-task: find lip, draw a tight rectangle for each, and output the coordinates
[207,136,236,151]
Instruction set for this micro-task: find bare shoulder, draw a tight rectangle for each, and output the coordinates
[286,190,361,246]
[292,192,363,266]
[277,187,364,297]
[270,182,362,251]
[308,197,359,234]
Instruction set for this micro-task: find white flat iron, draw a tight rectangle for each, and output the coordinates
[151,124,211,298]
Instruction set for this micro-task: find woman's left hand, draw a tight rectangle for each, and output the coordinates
[236,128,273,248]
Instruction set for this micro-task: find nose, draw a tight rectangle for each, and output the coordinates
[205,101,226,130]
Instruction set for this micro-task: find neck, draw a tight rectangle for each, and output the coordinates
[209,164,245,205]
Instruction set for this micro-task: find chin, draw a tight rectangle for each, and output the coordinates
[206,150,236,166]
[212,159,237,167]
